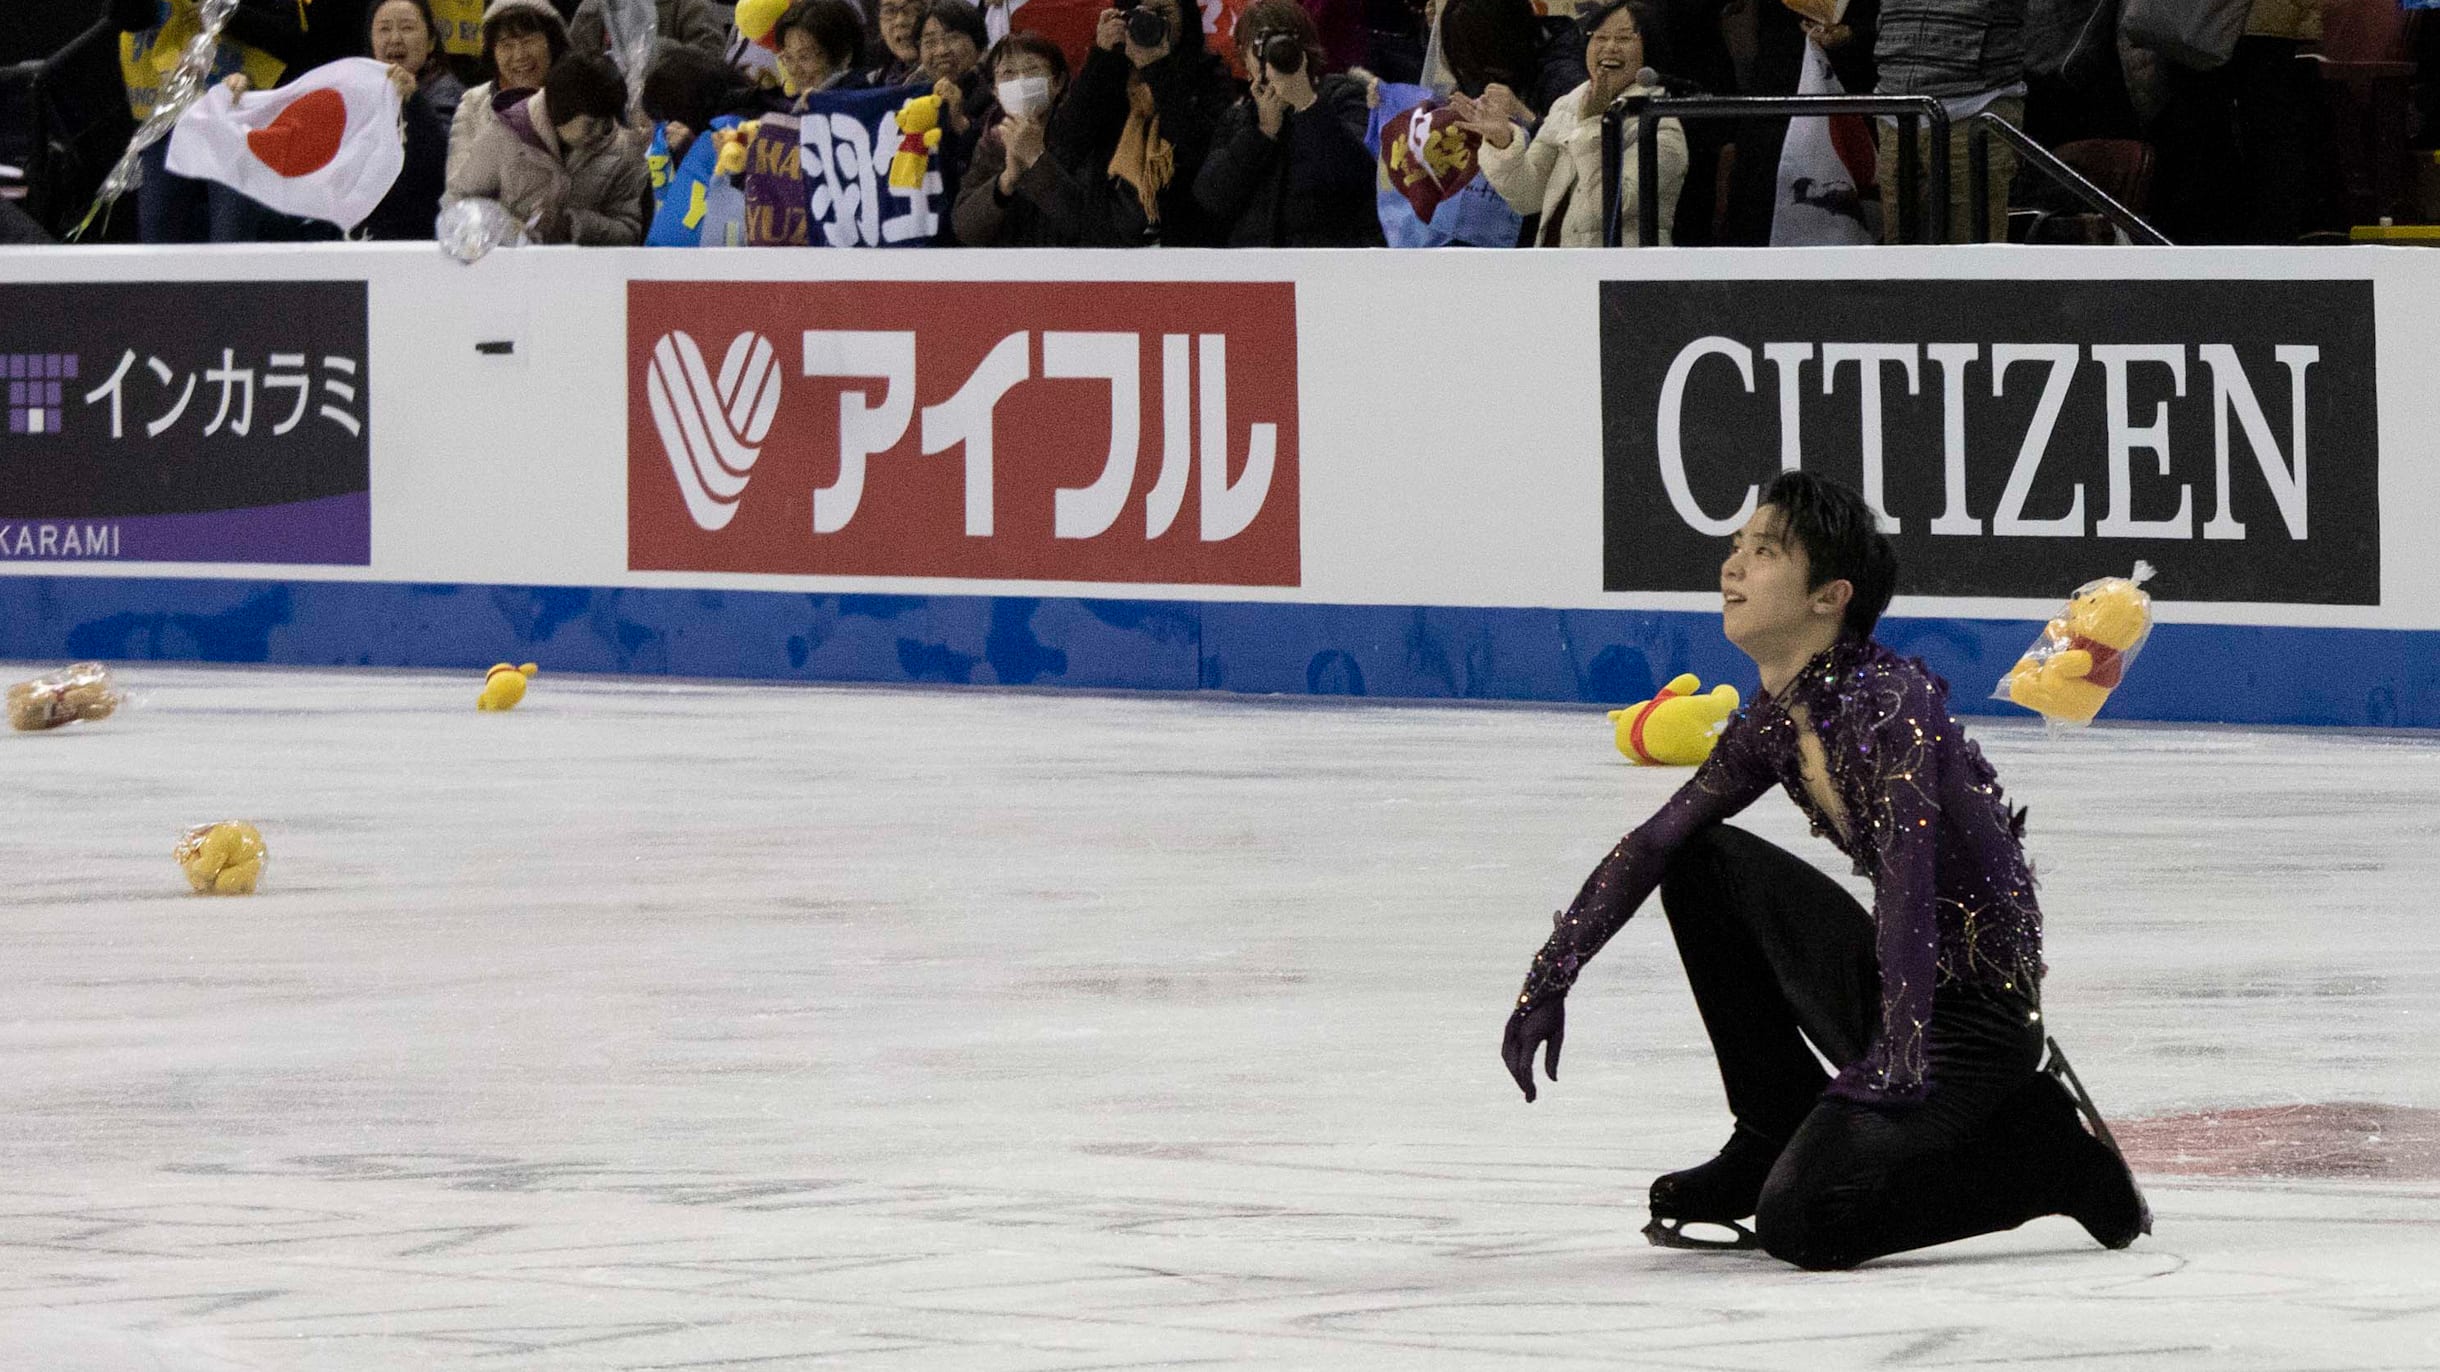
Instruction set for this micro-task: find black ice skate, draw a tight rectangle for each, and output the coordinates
[1644,1124,1781,1251]
[2042,1036,2155,1249]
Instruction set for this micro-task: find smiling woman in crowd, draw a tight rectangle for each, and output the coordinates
[447,0,572,187]
[1454,0,1685,246]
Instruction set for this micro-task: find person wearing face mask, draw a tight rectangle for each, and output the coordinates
[1453,0,1684,245]
[953,32,1081,244]
[1041,0,1235,245]
[867,0,927,85]
[446,52,650,242]
[448,0,573,188]
[1194,0,1384,246]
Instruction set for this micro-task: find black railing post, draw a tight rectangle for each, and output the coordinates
[1590,94,2119,246]
[1635,95,1661,248]
[1896,113,1918,244]
[1601,96,1626,248]
[1968,119,1990,242]
[1926,107,1950,242]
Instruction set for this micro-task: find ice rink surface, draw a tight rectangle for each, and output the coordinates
[3,664,2437,1370]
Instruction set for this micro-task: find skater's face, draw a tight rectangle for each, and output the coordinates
[1721,504,1847,659]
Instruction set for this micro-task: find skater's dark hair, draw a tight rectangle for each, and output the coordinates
[1759,471,1897,641]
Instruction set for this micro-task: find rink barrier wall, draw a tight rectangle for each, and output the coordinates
[2,243,2436,727]
[2,574,2435,728]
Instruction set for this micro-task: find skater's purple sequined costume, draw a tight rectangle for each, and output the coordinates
[1517,637,2044,1105]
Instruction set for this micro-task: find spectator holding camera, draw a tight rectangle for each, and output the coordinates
[1194,0,1383,246]
[1455,0,1683,245]
[446,52,650,243]
[1042,0,1237,245]
[954,32,1082,243]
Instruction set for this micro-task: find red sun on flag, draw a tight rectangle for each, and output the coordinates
[244,87,349,178]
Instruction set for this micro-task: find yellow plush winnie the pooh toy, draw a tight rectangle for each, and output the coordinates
[2000,563,2155,726]
[177,821,266,895]
[1610,673,1742,765]
[889,95,944,190]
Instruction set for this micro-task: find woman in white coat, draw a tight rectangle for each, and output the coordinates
[1450,0,1686,246]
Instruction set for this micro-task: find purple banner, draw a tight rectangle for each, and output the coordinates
[0,492,369,565]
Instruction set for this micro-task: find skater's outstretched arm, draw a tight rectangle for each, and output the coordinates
[1823,667,1947,1107]
[1502,720,1773,1101]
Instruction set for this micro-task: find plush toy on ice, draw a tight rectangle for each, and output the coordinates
[7,662,122,732]
[177,821,266,895]
[1997,563,2155,726]
[479,662,538,711]
[1610,673,1741,766]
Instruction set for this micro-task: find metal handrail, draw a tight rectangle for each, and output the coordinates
[1966,112,2170,245]
[1599,92,1950,247]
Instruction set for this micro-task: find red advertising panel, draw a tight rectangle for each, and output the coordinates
[629,280,1299,586]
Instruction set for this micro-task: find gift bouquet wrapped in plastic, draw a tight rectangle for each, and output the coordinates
[7,662,124,732]
[1995,563,2155,727]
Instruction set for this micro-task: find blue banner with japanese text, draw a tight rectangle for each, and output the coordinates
[0,281,369,564]
[795,83,948,248]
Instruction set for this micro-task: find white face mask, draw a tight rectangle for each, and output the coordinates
[996,75,1051,119]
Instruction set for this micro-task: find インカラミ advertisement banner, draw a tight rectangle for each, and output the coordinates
[0,280,370,565]
[628,279,1300,587]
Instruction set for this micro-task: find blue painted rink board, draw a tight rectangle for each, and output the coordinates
[0,576,2434,729]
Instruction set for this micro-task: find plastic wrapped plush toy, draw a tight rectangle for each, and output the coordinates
[176,821,267,895]
[1609,673,1741,765]
[1997,562,2155,727]
[8,662,123,732]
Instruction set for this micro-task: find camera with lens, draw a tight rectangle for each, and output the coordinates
[1117,0,1171,48]
[1254,28,1304,76]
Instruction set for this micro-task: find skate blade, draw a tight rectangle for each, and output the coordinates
[1643,1216,1759,1251]
[2044,1035,2155,1242]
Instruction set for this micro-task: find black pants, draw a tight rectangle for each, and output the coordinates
[1661,825,2077,1269]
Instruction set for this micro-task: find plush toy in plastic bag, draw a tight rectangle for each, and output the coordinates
[8,662,124,732]
[176,821,267,895]
[1996,562,2155,726]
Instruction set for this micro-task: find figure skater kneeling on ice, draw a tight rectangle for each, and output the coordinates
[1501,471,2151,1269]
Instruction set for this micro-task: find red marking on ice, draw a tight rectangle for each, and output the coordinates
[246,88,348,178]
[2117,1103,2440,1180]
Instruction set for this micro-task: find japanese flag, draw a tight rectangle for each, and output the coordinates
[167,58,405,231]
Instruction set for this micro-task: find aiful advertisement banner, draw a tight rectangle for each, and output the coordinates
[0,280,371,565]
[627,279,1301,587]
[1598,279,2379,605]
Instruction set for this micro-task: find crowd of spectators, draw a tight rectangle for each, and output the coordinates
[1,0,2423,248]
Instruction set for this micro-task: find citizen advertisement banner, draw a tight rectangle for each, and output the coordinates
[1599,279,2378,604]
[628,280,1301,586]
[0,280,370,565]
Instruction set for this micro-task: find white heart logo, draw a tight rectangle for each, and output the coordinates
[647,330,782,531]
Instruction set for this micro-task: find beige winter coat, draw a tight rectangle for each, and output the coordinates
[1478,81,1687,247]
[443,90,650,244]
[446,0,573,191]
